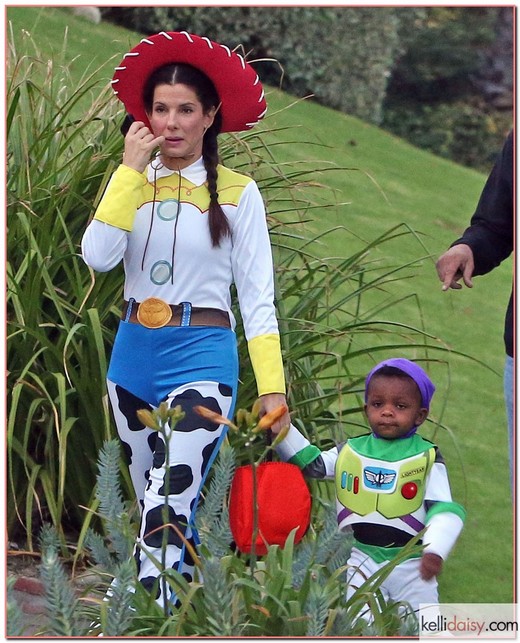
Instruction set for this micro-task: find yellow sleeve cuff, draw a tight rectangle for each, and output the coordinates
[93,164,147,231]
[248,333,286,396]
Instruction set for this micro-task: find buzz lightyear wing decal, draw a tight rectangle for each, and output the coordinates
[364,469,397,487]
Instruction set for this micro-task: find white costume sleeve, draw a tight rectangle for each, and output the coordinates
[231,181,285,395]
[275,424,338,477]
[422,458,465,559]
[81,220,128,272]
[231,180,279,341]
[275,424,314,460]
[423,511,464,560]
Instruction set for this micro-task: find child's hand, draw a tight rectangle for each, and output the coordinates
[420,552,443,580]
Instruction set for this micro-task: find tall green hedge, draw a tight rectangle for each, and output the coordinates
[101,6,512,171]
[382,6,513,170]
[100,6,416,125]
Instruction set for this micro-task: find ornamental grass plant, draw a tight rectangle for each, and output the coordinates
[6,28,457,547]
[7,413,421,637]
[7,29,124,545]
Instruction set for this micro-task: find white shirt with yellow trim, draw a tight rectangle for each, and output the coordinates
[81,157,285,395]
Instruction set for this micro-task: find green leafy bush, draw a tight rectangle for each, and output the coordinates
[382,6,512,170]
[101,6,411,124]
[7,421,422,637]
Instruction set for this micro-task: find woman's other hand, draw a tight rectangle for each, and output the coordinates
[258,393,290,433]
[122,120,165,173]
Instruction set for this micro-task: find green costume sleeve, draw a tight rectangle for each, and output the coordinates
[426,500,466,523]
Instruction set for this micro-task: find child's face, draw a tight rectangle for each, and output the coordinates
[364,375,427,439]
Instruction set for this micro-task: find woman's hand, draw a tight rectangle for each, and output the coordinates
[122,120,165,173]
[258,393,290,433]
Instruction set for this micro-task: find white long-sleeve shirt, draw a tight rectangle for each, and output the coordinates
[81,157,285,395]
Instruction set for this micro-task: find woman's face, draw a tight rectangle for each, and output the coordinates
[148,83,215,170]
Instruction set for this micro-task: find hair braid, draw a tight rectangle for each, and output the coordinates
[203,126,231,247]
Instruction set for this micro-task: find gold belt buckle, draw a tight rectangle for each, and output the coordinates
[136,298,173,329]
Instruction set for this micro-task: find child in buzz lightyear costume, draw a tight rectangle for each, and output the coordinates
[272,358,465,612]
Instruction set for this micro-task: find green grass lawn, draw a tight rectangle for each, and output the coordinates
[262,93,513,603]
[7,6,514,604]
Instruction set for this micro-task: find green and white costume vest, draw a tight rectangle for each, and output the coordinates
[335,434,435,519]
[275,425,465,564]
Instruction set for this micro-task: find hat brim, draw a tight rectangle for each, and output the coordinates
[111,31,267,133]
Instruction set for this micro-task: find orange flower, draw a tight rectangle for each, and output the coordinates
[136,409,159,430]
[194,405,237,430]
[255,405,288,431]
[251,605,271,617]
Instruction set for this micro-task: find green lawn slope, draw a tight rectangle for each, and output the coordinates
[7,6,513,605]
[263,91,513,603]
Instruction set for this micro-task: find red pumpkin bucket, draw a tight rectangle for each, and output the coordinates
[228,461,311,555]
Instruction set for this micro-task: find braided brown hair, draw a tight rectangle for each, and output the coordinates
[143,63,231,247]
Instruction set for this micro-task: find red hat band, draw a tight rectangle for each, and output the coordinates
[111,31,267,133]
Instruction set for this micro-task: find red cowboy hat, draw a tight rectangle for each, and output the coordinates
[111,31,267,133]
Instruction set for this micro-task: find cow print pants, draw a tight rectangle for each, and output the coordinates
[107,378,234,607]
